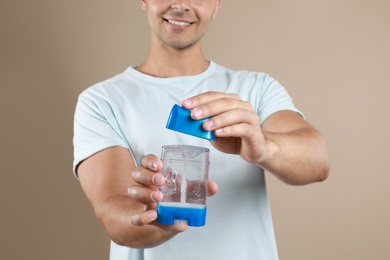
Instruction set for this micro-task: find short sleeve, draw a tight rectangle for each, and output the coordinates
[255,74,304,123]
[72,89,128,177]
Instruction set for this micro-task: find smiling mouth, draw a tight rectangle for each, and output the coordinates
[166,19,191,26]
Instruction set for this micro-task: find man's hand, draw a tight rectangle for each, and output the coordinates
[128,154,218,226]
[78,147,219,248]
[182,91,267,164]
[127,154,165,226]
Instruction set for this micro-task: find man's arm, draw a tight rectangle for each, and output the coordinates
[77,147,187,248]
[259,110,329,185]
[182,92,329,185]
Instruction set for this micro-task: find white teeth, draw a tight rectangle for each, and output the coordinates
[168,19,190,26]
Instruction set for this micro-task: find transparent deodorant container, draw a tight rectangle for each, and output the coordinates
[157,145,210,227]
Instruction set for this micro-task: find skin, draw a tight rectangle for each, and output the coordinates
[137,0,221,77]
[77,0,329,248]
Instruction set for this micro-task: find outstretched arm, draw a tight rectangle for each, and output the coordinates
[182,92,329,185]
[257,110,329,185]
[77,147,187,248]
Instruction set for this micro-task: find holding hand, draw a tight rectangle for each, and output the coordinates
[128,153,219,226]
[182,91,268,165]
[79,147,217,248]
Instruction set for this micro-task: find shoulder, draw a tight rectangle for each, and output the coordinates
[212,62,273,84]
[211,62,282,94]
[77,68,134,103]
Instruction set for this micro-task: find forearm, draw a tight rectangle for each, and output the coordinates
[259,127,329,185]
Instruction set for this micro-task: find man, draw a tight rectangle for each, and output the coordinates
[73,0,329,259]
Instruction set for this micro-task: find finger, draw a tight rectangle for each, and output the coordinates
[132,169,165,186]
[214,123,259,141]
[131,210,158,226]
[141,154,163,172]
[155,222,189,232]
[131,211,189,233]
[206,180,219,197]
[190,97,252,121]
[203,108,260,133]
[182,91,241,110]
[128,185,163,203]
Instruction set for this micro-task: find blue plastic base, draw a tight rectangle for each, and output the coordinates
[157,203,207,227]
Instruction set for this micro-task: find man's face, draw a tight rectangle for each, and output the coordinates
[140,0,221,50]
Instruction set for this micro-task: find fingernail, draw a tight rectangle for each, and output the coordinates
[215,128,224,134]
[151,162,157,170]
[153,174,164,185]
[182,99,192,107]
[148,211,157,220]
[151,191,161,202]
[192,108,203,119]
[204,120,214,130]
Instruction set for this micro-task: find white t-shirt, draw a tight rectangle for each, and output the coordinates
[73,61,302,260]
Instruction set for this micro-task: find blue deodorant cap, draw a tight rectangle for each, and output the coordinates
[166,104,216,141]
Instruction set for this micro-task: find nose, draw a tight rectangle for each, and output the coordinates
[171,0,191,12]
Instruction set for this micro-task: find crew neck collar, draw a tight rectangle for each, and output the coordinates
[124,61,216,85]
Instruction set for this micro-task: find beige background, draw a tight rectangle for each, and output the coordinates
[1,0,389,259]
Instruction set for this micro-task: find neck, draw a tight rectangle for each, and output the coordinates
[136,40,209,78]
